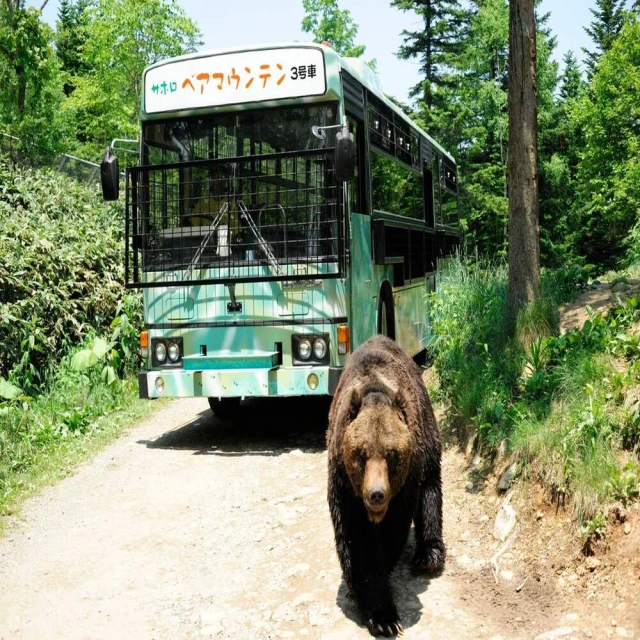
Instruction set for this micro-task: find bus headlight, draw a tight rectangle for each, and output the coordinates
[155,342,167,363]
[167,341,181,363]
[152,337,183,366]
[313,338,327,360]
[292,333,330,365]
[298,338,312,360]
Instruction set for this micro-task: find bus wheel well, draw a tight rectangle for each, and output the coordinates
[208,397,241,420]
[377,281,396,340]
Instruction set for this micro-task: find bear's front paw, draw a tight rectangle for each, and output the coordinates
[365,605,403,637]
[412,544,446,573]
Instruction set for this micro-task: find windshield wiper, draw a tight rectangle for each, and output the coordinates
[183,202,228,281]
[238,200,283,276]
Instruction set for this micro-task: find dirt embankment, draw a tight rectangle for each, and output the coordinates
[559,280,640,334]
[0,395,638,639]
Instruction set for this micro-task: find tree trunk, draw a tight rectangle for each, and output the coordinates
[507,0,540,320]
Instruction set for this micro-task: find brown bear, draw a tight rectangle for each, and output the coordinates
[327,334,445,637]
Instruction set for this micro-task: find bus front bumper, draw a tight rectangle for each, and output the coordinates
[139,366,342,399]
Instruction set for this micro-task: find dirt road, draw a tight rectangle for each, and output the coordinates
[0,397,637,639]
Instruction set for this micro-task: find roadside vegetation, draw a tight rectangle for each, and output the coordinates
[0,158,153,517]
[1,0,639,541]
[429,256,640,525]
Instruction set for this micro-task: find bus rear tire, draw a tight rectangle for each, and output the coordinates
[208,397,241,420]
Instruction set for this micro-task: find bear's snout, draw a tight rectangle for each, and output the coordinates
[363,458,390,522]
[368,487,386,505]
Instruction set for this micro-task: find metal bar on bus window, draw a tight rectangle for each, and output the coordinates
[124,149,343,288]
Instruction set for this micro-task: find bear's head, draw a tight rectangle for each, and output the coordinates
[342,387,413,523]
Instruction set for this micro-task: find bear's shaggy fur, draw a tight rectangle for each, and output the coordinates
[327,334,445,637]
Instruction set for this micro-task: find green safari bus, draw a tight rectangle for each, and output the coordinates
[100,42,460,417]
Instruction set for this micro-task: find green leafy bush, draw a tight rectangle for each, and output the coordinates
[430,255,640,522]
[0,158,136,394]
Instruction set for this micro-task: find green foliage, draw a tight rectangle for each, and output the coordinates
[392,0,468,113]
[66,0,202,159]
[580,512,607,539]
[430,257,518,432]
[572,17,640,269]
[70,294,142,386]
[607,461,640,505]
[582,0,627,78]
[301,0,366,58]
[0,355,150,515]
[0,4,70,161]
[620,385,640,451]
[543,264,591,304]
[431,256,640,521]
[0,378,22,401]
[0,158,137,395]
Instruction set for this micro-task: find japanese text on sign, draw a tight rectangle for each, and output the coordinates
[144,48,326,114]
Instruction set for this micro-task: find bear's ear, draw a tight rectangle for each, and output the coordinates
[347,386,363,420]
[393,389,409,424]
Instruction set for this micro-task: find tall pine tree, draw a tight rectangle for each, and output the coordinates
[582,0,626,77]
[56,0,91,96]
[537,50,583,266]
[572,16,640,268]
[507,0,541,317]
[392,0,468,122]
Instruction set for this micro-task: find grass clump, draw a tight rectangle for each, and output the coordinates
[0,158,154,522]
[430,255,640,522]
[0,366,155,520]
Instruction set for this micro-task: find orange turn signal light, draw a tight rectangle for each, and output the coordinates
[337,324,350,355]
[140,331,149,348]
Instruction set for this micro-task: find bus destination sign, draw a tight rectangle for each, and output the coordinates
[144,47,327,114]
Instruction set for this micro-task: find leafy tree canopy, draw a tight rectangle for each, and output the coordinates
[301,0,366,58]
[572,16,640,268]
[66,0,202,158]
[0,1,68,159]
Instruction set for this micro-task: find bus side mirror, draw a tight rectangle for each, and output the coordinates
[100,146,120,201]
[335,127,355,183]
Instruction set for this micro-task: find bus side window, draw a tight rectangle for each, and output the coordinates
[441,157,459,227]
[433,156,443,225]
[424,163,435,227]
[346,115,364,214]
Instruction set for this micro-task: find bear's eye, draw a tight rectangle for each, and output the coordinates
[355,449,366,465]
[386,450,399,472]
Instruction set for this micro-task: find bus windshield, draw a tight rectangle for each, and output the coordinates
[127,103,341,285]
[143,103,338,163]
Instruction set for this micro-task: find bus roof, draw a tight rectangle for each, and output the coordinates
[141,42,454,163]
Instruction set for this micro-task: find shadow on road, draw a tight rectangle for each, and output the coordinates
[334,539,435,634]
[138,396,331,457]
